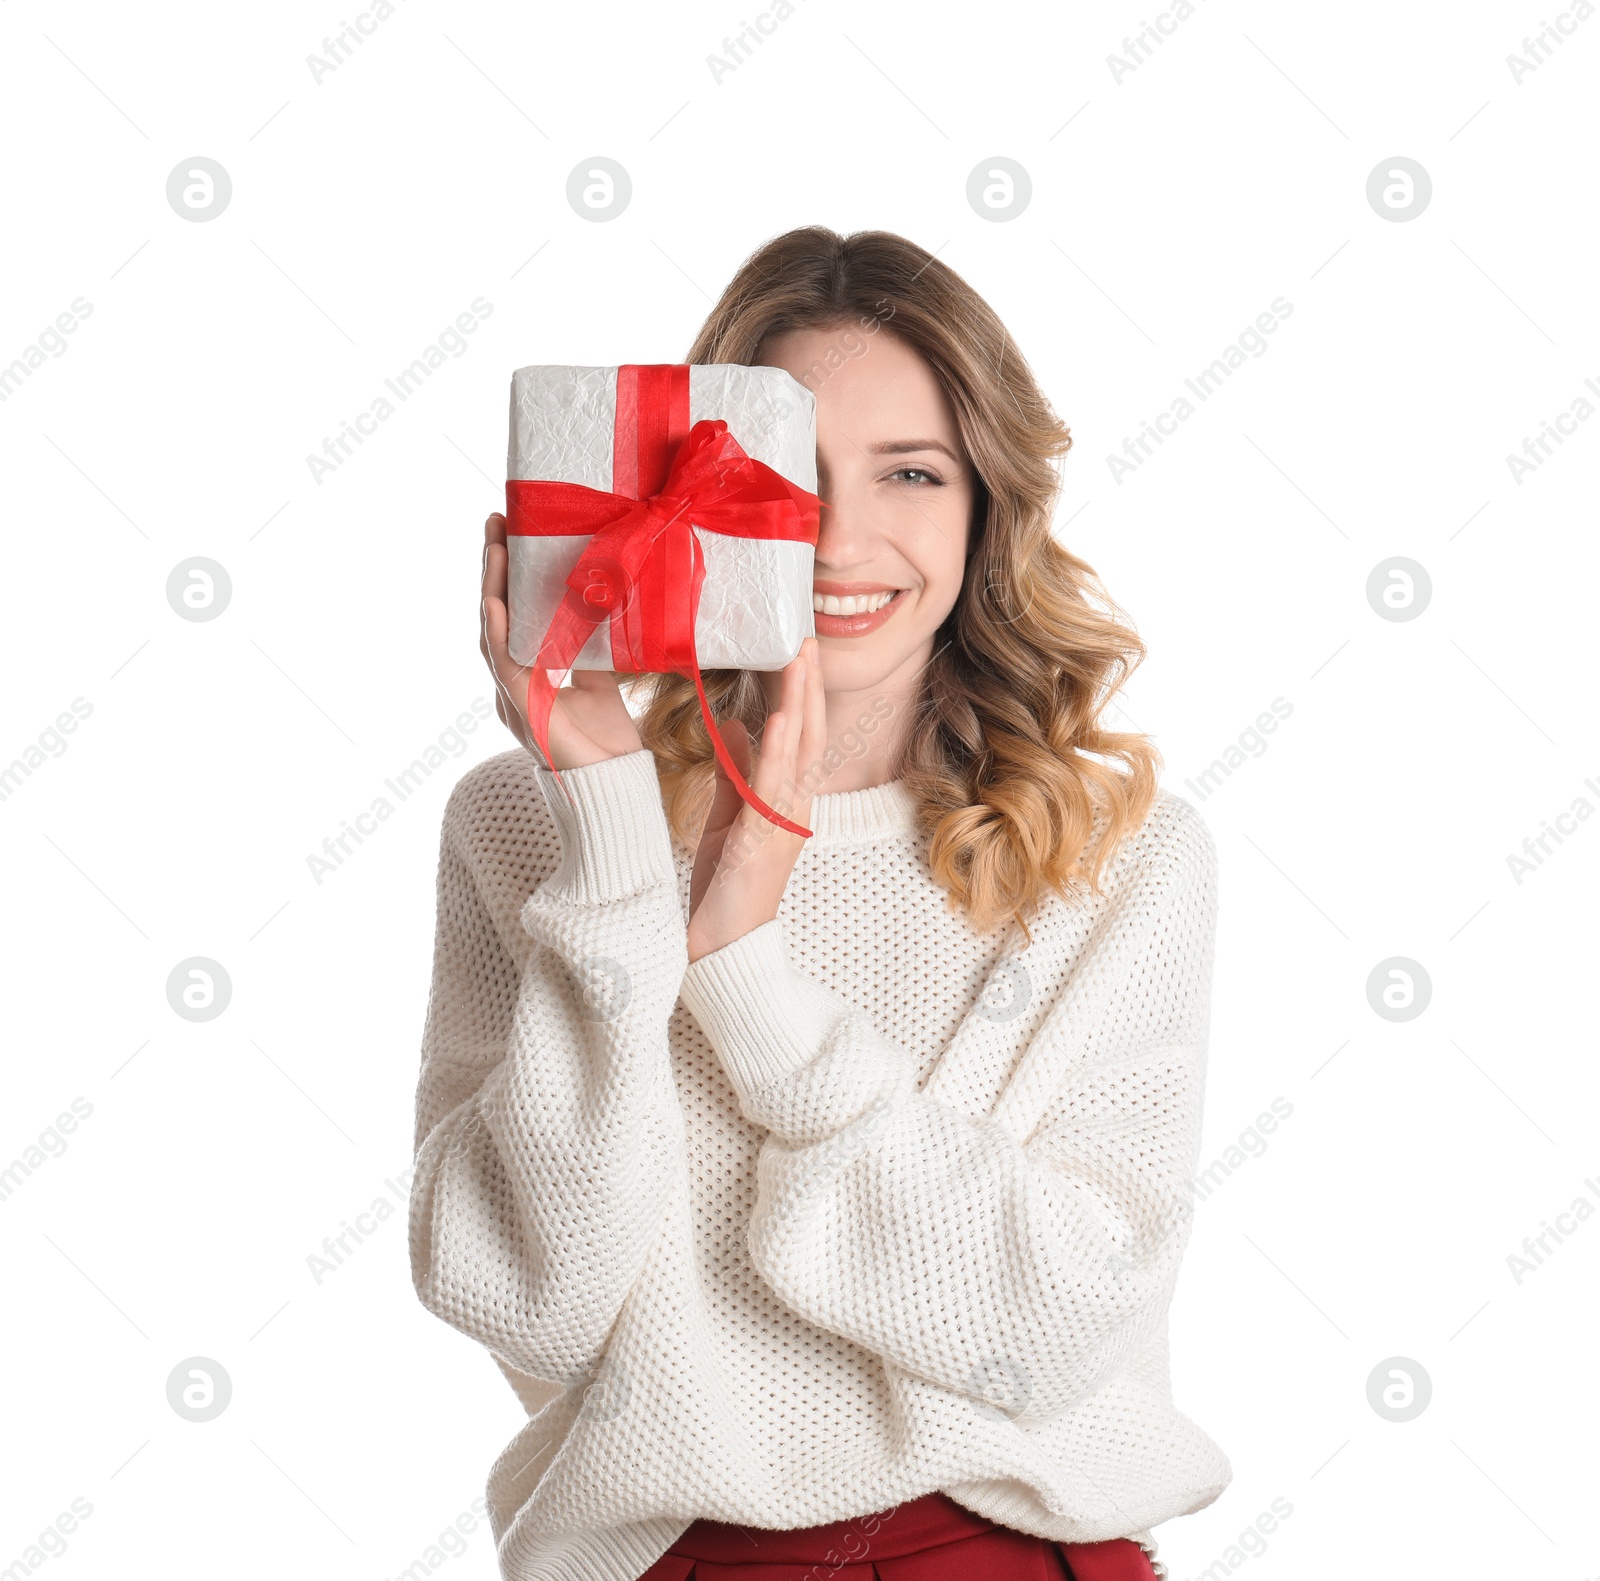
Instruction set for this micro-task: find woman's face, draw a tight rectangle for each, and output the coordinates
[756,325,975,699]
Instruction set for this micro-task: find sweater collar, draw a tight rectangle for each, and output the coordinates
[804,777,918,847]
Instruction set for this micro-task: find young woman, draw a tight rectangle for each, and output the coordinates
[410,227,1231,1581]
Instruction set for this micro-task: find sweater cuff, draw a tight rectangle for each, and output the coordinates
[530,749,676,904]
[678,918,823,1094]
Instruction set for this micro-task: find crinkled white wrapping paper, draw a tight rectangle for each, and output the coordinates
[505,364,817,671]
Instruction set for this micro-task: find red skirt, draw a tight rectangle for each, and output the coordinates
[636,1490,1158,1581]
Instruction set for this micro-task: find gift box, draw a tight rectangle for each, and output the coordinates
[505,363,818,670]
[503,362,822,836]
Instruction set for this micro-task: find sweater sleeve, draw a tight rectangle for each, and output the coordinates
[675,798,1217,1423]
[408,749,690,1387]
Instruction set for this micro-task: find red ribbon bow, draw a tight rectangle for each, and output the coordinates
[505,364,819,838]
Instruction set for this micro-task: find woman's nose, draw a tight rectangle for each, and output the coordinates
[813,481,860,552]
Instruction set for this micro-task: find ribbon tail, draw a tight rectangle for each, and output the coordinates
[685,658,812,840]
[675,512,811,840]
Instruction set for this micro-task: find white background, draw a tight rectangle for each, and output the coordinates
[2,1,1596,1578]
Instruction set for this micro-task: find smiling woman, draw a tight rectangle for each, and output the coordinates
[415,226,1230,1581]
[641,226,1162,937]
[766,328,971,656]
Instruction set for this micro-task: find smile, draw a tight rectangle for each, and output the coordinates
[812,590,896,615]
[810,587,907,637]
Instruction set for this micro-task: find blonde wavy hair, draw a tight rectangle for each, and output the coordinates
[632,225,1161,939]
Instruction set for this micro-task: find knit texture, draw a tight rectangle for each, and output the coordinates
[409,748,1232,1581]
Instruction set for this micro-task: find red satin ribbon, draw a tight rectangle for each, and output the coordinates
[505,364,819,838]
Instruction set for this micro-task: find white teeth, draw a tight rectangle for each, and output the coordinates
[813,591,895,616]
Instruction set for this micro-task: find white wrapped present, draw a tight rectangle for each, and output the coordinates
[504,363,818,672]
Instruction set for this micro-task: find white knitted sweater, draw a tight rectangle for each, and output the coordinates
[408,747,1231,1581]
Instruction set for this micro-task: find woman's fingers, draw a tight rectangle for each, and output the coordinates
[480,514,541,756]
[481,510,548,759]
[481,517,508,642]
[780,643,811,808]
[484,512,507,587]
[722,714,754,784]
[710,719,752,841]
[797,638,826,787]
[690,717,751,914]
[749,645,809,819]
[569,668,622,697]
[476,511,642,769]
[750,704,788,816]
[480,520,510,666]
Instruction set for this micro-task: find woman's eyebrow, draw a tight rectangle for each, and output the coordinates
[867,439,960,461]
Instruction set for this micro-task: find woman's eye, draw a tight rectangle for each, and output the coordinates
[888,466,942,485]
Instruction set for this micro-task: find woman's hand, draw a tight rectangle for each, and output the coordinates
[480,512,643,770]
[688,637,825,965]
